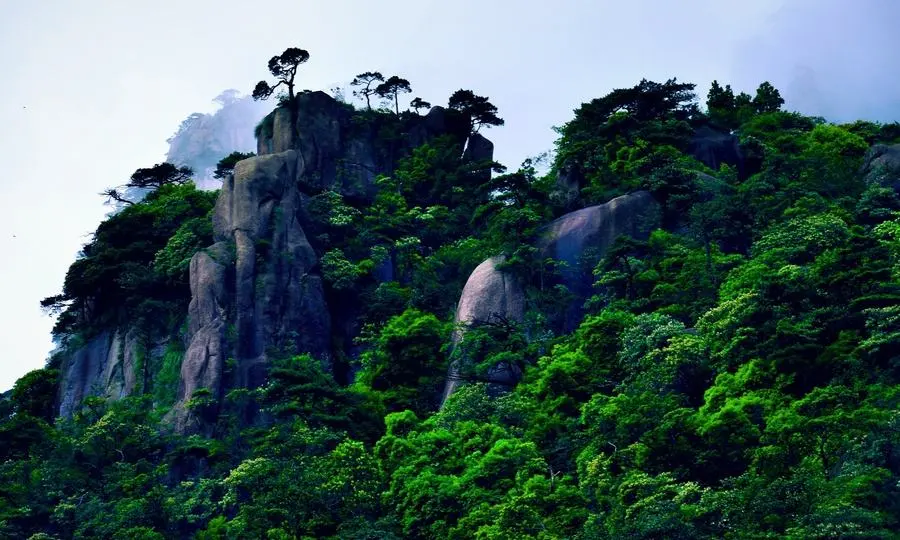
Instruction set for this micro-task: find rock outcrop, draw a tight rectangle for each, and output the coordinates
[537,190,660,325]
[58,330,143,417]
[441,256,526,402]
[55,92,486,426]
[172,94,480,430]
[256,93,470,200]
[174,149,332,430]
[861,143,900,193]
[166,91,269,188]
[688,126,745,175]
[441,190,660,404]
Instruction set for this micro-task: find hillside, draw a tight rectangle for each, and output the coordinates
[3,61,900,538]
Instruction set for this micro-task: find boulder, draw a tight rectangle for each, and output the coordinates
[441,256,525,403]
[689,126,744,174]
[861,143,900,193]
[441,191,660,404]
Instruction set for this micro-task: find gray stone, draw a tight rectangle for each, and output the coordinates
[441,191,661,404]
[441,256,525,403]
[58,328,147,417]
[176,149,331,432]
[861,143,900,193]
[689,126,744,173]
[172,242,231,431]
[271,108,295,153]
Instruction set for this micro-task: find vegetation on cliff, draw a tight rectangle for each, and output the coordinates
[4,52,900,538]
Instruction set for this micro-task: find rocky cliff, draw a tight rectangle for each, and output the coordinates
[58,330,142,417]
[175,95,479,429]
[54,92,479,427]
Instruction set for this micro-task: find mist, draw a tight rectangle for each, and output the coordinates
[728,0,900,124]
[165,90,270,190]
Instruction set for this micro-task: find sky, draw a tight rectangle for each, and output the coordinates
[1,0,899,391]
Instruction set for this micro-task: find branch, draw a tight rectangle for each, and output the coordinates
[101,188,135,206]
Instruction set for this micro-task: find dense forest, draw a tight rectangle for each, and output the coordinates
[3,47,900,539]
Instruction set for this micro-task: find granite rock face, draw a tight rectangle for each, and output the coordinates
[688,126,745,174]
[173,94,479,430]
[861,143,900,193]
[257,93,471,201]
[441,191,660,404]
[57,330,143,417]
[537,190,660,327]
[175,149,331,431]
[441,256,526,402]
[56,92,488,426]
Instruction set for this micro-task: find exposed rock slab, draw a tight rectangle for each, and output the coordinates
[58,329,143,417]
[861,143,900,193]
[441,255,525,403]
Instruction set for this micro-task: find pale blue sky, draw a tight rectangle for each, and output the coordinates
[1,0,898,390]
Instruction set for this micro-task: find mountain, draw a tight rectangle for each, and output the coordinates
[165,89,270,189]
[3,72,900,539]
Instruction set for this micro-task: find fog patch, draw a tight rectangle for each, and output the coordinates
[166,89,270,189]
[729,0,900,123]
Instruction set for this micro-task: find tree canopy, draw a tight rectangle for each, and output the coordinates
[9,72,900,539]
[350,71,384,110]
[375,75,412,115]
[252,47,311,104]
[448,89,505,133]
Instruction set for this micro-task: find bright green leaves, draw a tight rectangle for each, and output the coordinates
[153,216,213,281]
[355,309,449,417]
[375,411,586,539]
[320,248,374,290]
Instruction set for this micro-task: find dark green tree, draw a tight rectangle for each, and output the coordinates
[350,71,384,110]
[753,81,785,113]
[375,75,412,114]
[448,89,505,133]
[409,97,431,114]
[213,151,255,180]
[251,47,310,104]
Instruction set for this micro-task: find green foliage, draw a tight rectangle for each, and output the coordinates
[320,248,374,290]
[152,342,184,409]
[355,309,450,417]
[448,89,505,133]
[752,81,785,114]
[213,151,255,179]
[11,73,900,539]
[350,71,384,110]
[375,75,412,115]
[10,369,60,422]
[152,217,214,281]
[554,78,700,203]
[43,183,217,337]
